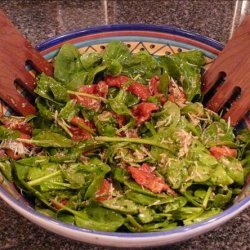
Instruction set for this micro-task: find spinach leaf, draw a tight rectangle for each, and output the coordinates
[0,126,20,140]
[108,89,133,117]
[0,161,13,181]
[80,52,102,70]
[101,196,139,214]
[103,41,130,65]
[54,43,83,83]
[202,121,235,147]
[123,51,161,82]
[35,73,69,103]
[58,100,79,122]
[74,205,124,232]
[31,131,74,147]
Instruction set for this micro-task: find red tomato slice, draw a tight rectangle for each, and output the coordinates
[105,75,151,100]
[0,149,6,159]
[95,81,109,98]
[5,133,32,160]
[104,75,129,88]
[127,82,151,100]
[70,82,108,110]
[69,127,92,141]
[70,116,94,131]
[132,102,159,125]
[51,199,68,210]
[128,163,176,195]
[149,76,167,104]
[2,118,32,135]
[209,146,237,159]
[168,83,186,105]
[95,179,112,202]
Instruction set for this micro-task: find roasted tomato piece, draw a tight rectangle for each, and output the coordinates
[70,116,95,133]
[149,76,167,104]
[128,163,176,195]
[95,179,113,202]
[168,82,186,105]
[104,75,129,88]
[128,82,151,100]
[1,117,32,135]
[70,93,100,110]
[149,76,162,95]
[132,102,159,125]
[95,81,109,98]
[69,127,92,141]
[70,82,108,110]
[51,199,68,210]
[5,133,32,160]
[105,75,150,100]
[209,146,237,159]
[0,149,6,159]
[113,113,126,128]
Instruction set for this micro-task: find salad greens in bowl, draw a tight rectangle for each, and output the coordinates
[0,25,250,247]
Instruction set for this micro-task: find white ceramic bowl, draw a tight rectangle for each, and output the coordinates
[0,24,250,248]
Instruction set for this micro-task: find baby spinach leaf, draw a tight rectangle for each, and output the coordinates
[103,41,130,65]
[184,208,221,225]
[58,100,79,122]
[35,98,54,120]
[159,73,170,97]
[108,89,133,117]
[94,112,117,137]
[102,196,139,214]
[57,212,75,224]
[35,73,69,103]
[220,157,244,185]
[0,161,13,181]
[61,163,88,189]
[75,205,124,232]
[202,121,235,147]
[84,175,104,200]
[123,51,161,82]
[210,164,234,187]
[174,50,205,67]
[213,189,232,208]
[125,190,174,206]
[54,43,83,83]
[137,207,155,224]
[80,52,102,70]
[31,131,74,147]
[0,126,20,140]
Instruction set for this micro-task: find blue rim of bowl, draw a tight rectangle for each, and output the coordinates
[36,23,224,52]
[2,24,249,238]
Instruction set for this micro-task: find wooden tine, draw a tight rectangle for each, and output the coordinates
[202,16,250,95]
[0,10,53,115]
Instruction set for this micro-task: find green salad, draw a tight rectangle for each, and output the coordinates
[0,41,250,232]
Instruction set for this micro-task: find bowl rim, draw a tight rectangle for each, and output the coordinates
[1,23,249,240]
[36,23,224,52]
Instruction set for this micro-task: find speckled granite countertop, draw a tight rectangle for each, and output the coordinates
[0,0,250,249]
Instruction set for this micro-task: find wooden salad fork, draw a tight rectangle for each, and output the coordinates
[202,15,250,126]
[0,10,53,116]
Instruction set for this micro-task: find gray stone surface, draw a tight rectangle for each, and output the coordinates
[0,0,249,249]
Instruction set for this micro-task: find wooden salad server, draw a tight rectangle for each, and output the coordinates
[0,10,53,116]
[203,15,250,126]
